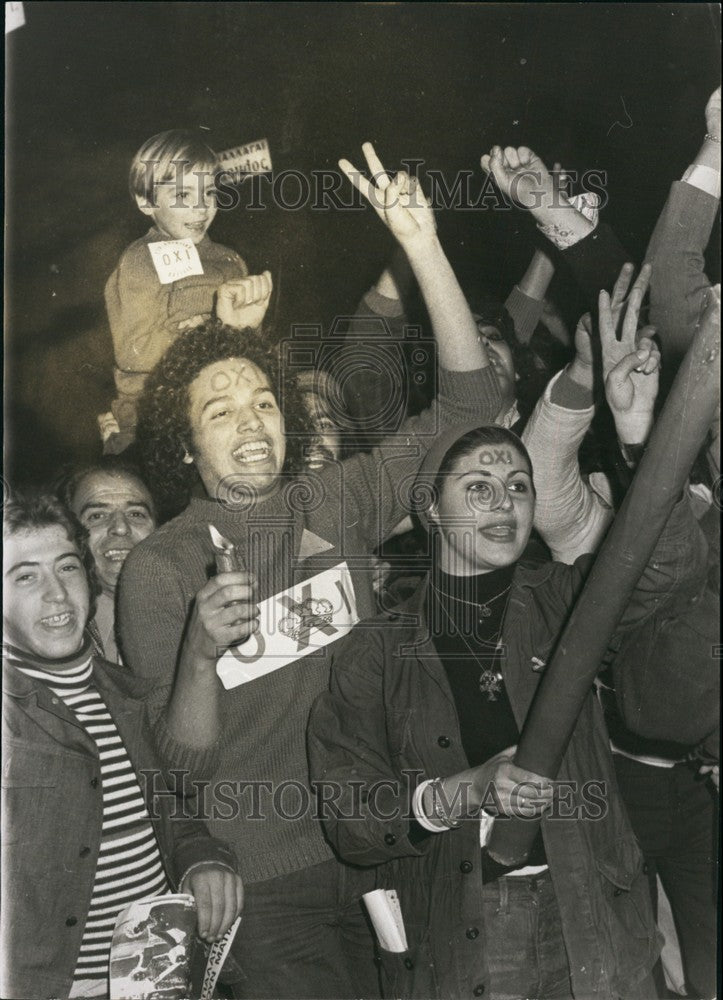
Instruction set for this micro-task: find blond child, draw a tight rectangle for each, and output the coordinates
[103,129,270,453]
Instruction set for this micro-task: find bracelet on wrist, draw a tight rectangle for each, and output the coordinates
[704,132,721,144]
[412,779,447,833]
[429,778,461,830]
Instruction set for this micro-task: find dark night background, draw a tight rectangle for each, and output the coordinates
[5,2,721,486]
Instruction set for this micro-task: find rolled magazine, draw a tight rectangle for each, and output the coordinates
[109,893,241,999]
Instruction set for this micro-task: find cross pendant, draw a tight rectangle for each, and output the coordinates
[479,670,502,702]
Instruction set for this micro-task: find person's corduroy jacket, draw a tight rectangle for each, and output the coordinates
[1,653,237,1000]
[309,497,705,999]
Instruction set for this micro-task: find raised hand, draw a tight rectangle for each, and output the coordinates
[481,145,554,212]
[599,263,660,443]
[481,145,597,248]
[567,263,645,389]
[217,271,273,330]
[339,142,436,247]
[183,571,259,668]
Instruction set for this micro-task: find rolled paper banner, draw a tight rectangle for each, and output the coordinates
[487,304,720,866]
[209,524,246,573]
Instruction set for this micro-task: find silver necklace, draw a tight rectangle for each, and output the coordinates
[431,582,511,619]
[433,588,510,702]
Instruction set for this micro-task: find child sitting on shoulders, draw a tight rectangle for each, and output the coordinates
[103,128,271,453]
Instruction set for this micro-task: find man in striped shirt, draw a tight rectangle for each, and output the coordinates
[1,491,243,1000]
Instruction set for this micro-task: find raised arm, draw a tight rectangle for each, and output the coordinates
[522,263,653,562]
[505,249,555,344]
[522,312,611,563]
[323,145,502,547]
[599,281,710,632]
[503,164,570,344]
[645,86,721,367]
[340,143,491,374]
[481,144,629,305]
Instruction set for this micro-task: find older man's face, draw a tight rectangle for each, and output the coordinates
[71,471,156,596]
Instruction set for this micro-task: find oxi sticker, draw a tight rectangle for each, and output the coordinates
[147,239,204,285]
[216,562,358,689]
[218,139,273,183]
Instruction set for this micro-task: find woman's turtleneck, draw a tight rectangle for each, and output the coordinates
[428,563,517,767]
[427,561,548,873]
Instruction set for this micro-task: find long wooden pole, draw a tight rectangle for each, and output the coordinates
[487,306,720,866]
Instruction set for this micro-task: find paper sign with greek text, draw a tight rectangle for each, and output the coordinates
[147,239,204,285]
[218,139,272,182]
[201,916,241,999]
[5,3,25,33]
[216,562,358,689]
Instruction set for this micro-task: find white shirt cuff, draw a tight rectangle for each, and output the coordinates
[479,811,496,847]
[412,779,448,833]
[682,163,721,200]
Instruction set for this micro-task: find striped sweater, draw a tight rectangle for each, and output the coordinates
[10,649,169,986]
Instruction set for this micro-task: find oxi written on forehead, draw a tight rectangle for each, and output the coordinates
[195,362,277,420]
[208,362,269,393]
[470,446,518,466]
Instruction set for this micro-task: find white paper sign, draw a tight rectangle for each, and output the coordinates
[147,239,204,285]
[218,139,273,182]
[216,562,358,689]
[5,2,25,33]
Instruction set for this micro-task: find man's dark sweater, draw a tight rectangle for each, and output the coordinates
[118,365,501,884]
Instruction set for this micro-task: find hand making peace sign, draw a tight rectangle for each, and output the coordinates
[339,142,436,247]
[599,262,660,443]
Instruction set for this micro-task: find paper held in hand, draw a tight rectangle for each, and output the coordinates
[363,889,408,954]
[216,561,359,689]
[109,893,241,999]
[109,894,197,999]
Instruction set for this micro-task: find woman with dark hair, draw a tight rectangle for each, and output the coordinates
[308,295,707,999]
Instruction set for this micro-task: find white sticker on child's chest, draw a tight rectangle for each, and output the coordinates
[148,239,204,284]
[216,562,359,690]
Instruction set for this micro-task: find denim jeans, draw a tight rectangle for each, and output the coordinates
[614,756,718,1000]
[227,857,380,999]
[482,869,574,1000]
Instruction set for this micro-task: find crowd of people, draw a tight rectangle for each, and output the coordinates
[2,82,720,1000]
